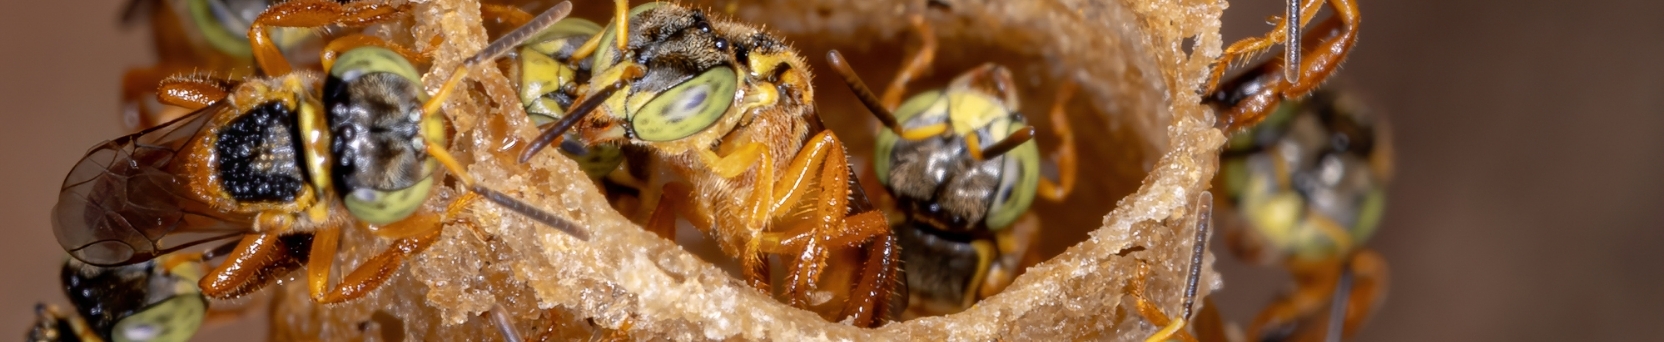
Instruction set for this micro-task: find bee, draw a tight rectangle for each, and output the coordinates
[822,14,1077,318]
[1215,88,1390,341]
[53,1,585,304]
[28,253,214,342]
[118,0,318,130]
[477,3,659,221]
[518,0,900,327]
[1204,0,1359,132]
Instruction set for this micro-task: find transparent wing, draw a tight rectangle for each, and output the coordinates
[54,103,253,266]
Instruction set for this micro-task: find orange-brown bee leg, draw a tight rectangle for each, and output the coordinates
[1281,1,1358,97]
[880,13,938,110]
[980,211,1044,299]
[1340,249,1389,339]
[156,75,236,110]
[319,34,431,72]
[199,233,310,299]
[643,182,712,241]
[1037,82,1078,202]
[757,132,898,326]
[1250,249,1389,341]
[1130,262,1200,342]
[1207,0,1358,132]
[248,0,410,76]
[309,212,443,303]
[643,180,774,290]
[1205,0,1326,93]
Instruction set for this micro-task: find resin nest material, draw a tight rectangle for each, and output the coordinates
[269,0,1230,340]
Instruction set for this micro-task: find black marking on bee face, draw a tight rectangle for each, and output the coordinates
[61,260,151,339]
[325,72,427,194]
[215,102,305,203]
[896,222,988,307]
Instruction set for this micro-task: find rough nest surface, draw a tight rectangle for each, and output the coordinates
[268,0,1230,340]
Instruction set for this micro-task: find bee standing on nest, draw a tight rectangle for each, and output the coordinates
[829,12,1229,340]
[823,14,1077,318]
[1205,0,1359,132]
[477,3,657,220]
[1214,89,1390,341]
[117,0,319,130]
[518,0,900,327]
[53,1,585,305]
[29,253,217,342]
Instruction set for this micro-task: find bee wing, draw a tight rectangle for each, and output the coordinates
[54,103,253,267]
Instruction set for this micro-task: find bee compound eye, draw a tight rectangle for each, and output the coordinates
[631,66,738,142]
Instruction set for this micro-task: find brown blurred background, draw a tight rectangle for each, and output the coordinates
[2,0,1661,341]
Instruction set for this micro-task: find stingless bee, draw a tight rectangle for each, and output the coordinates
[1205,0,1359,132]
[54,0,584,304]
[29,254,212,342]
[118,0,318,130]
[1216,88,1390,341]
[518,0,901,327]
[477,3,662,223]
[823,14,1077,318]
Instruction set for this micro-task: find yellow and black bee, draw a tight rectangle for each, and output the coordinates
[28,253,212,342]
[54,1,583,305]
[825,14,1077,318]
[118,0,319,130]
[520,0,901,327]
[1216,88,1391,341]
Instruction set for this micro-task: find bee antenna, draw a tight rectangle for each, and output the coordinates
[424,2,573,119]
[971,126,1035,161]
[466,1,574,66]
[1323,265,1355,342]
[518,74,632,164]
[470,185,589,241]
[1180,191,1214,320]
[826,50,904,134]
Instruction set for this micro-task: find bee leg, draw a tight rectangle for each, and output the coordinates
[247,0,410,76]
[979,212,1044,299]
[200,233,308,299]
[1129,262,1200,342]
[643,182,712,241]
[880,13,938,111]
[1205,0,1326,93]
[643,180,775,290]
[319,34,431,72]
[312,210,444,303]
[1337,250,1388,339]
[761,132,898,326]
[1208,0,1358,132]
[1281,2,1358,97]
[156,74,236,110]
[1037,82,1079,201]
[1250,250,1388,341]
[566,0,630,63]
